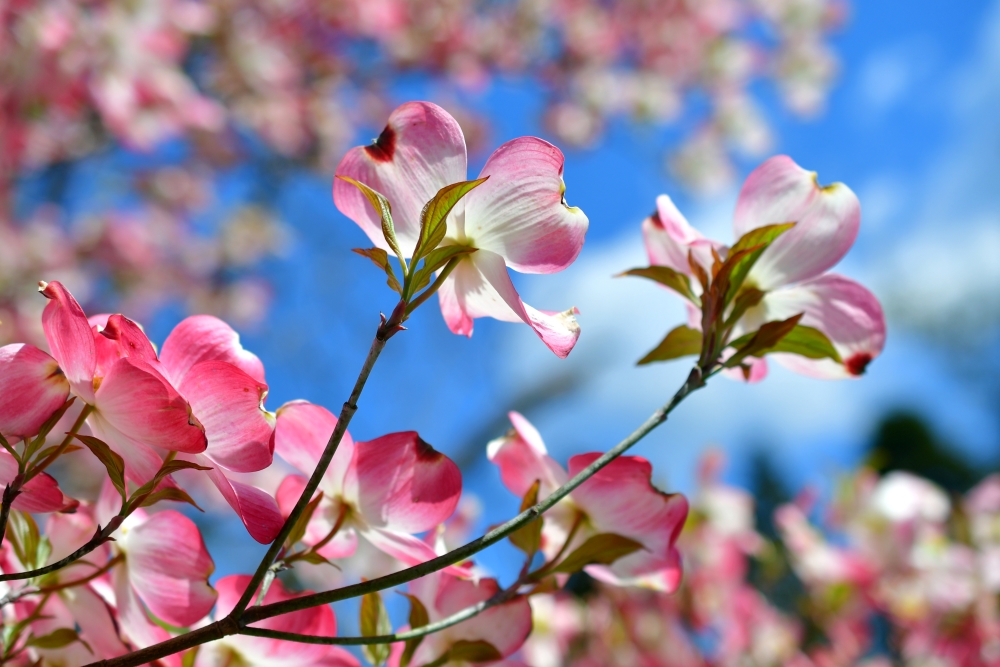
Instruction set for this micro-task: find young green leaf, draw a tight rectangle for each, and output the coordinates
[0,433,17,462]
[619,266,699,304]
[353,248,403,295]
[285,491,324,550]
[721,222,795,305]
[7,511,43,570]
[444,640,503,663]
[551,533,645,574]
[638,325,703,365]
[509,479,543,556]
[730,323,842,363]
[399,593,430,667]
[23,397,76,462]
[126,459,213,513]
[139,487,204,511]
[74,435,127,504]
[338,176,407,272]
[360,590,392,666]
[26,628,89,652]
[725,314,804,368]
[413,178,489,262]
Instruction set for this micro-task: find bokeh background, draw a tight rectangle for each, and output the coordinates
[4,0,999,635]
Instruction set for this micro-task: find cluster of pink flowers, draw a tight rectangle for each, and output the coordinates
[520,456,1000,667]
[0,100,889,667]
[0,0,844,352]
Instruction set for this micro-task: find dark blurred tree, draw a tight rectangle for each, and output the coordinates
[865,410,981,493]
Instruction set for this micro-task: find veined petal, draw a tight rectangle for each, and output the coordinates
[100,314,159,364]
[0,344,70,439]
[113,566,181,667]
[333,101,467,256]
[39,280,96,401]
[179,361,274,472]
[348,431,461,534]
[87,411,167,486]
[568,453,689,593]
[758,274,887,379]
[203,463,283,544]
[468,250,582,357]
[486,412,567,499]
[59,583,130,660]
[642,195,722,277]
[274,401,354,494]
[0,450,74,514]
[465,137,588,274]
[160,315,266,386]
[122,510,217,627]
[361,527,472,576]
[733,156,860,289]
[95,357,207,454]
[275,474,358,559]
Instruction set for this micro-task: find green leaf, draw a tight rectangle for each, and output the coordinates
[0,433,16,462]
[26,627,88,651]
[730,323,841,363]
[509,479,542,556]
[139,487,204,511]
[353,248,403,295]
[725,314,804,368]
[620,266,698,304]
[637,325,702,365]
[398,593,430,667]
[552,533,645,574]
[74,435,127,504]
[721,223,795,305]
[23,397,76,462]
[338,176,406,272]
[285,492,324,550]
[7,511,43,571]
[444,640,503,663]
[406,246,477,301]
[360,591,392,666]
[413,178,489,262]
[296,551,336,566]
[126,459,212,513]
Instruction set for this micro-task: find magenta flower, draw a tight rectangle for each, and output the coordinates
[36,281,207,482]
[273,401,466,572]
[156,315,282,544]
[334,101,589,357]
[488,412,689,592]
[641,155,886,380]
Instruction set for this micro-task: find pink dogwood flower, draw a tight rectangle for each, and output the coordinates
[273,401,467,573]
[334,101,589,358]
[488,412,689,592]
[194,574,358,667]
[389,570,533,667]
[155,315,282,544]
[0,450,77,513]
[37,281,207,483]
[33,280,281,542]
[0,343,70,442]
[642,155,886,380]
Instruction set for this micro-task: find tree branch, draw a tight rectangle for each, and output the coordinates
[85,358,710,667]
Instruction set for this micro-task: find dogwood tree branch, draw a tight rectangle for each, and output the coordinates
[85,355,711,667]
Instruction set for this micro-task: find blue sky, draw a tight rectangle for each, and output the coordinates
[162,0,1000,587]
